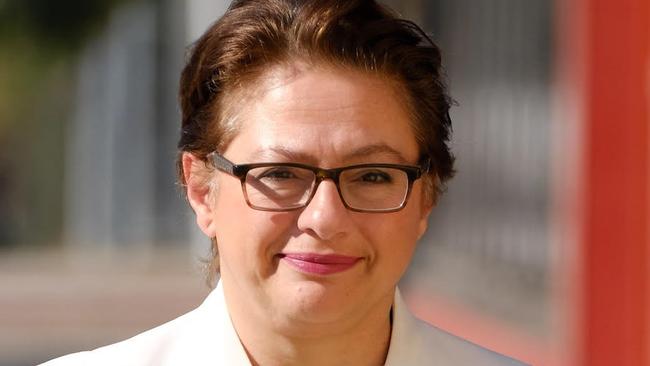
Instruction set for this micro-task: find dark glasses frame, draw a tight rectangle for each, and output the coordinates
[208,152,429,213]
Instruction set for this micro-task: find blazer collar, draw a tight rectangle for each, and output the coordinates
[384,287,423,365]
[180,282,415,365]
[162,280,251,365]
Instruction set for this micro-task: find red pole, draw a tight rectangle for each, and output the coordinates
[578,0,649,365]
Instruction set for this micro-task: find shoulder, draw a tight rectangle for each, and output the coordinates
[39,282,249,366]
[385,289,528,366]
[410,317,527,365]
[39,308,198,366]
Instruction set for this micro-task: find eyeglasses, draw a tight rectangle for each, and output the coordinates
[208,152,428,213]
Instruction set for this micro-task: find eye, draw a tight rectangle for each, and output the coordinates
[258,168,297,180]
[356,169,393,184]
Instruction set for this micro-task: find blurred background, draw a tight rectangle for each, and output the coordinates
[0,0,647,365]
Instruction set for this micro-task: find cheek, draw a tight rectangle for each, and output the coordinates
[212,179,248,239]
[358,212,421,264]
[376,215,420,253]
[212,181,298,274]
[359,195,426,275]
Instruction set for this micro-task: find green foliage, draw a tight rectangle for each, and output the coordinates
[0,0,126,51]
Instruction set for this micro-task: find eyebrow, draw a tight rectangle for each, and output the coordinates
[249,147,313,162]
[248,143,410,164]
[345,144,409,164]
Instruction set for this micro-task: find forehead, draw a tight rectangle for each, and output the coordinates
[223,63,420,164]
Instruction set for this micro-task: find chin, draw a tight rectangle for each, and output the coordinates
[274,277,361,325]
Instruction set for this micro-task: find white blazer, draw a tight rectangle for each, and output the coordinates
[42,282,526,365]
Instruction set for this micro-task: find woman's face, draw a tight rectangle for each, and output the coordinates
[190,63,432,331]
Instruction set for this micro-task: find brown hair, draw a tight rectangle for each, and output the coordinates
[177,0,455,282]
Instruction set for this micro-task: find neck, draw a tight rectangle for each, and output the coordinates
[221,276,393,366]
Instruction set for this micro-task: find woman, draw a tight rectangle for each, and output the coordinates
[44,0,524,365]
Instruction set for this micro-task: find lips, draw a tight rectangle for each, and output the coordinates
[279,253,362,275]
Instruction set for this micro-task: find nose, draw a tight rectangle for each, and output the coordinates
[296,179,351,241]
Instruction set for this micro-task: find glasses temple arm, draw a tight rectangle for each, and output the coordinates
[210,152,237,175]
[419,157,432,175]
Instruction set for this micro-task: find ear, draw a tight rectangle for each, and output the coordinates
[417,202,433,240]
[182,152,218,237]
[417,176,440,239]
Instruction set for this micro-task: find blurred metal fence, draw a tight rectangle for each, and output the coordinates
[397,0,552,338]
[63,0,230,258]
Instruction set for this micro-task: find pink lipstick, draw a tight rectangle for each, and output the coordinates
[279,253,362,275]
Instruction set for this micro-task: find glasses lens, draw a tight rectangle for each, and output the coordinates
[339,167,409,211]
[244,166,315,210]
